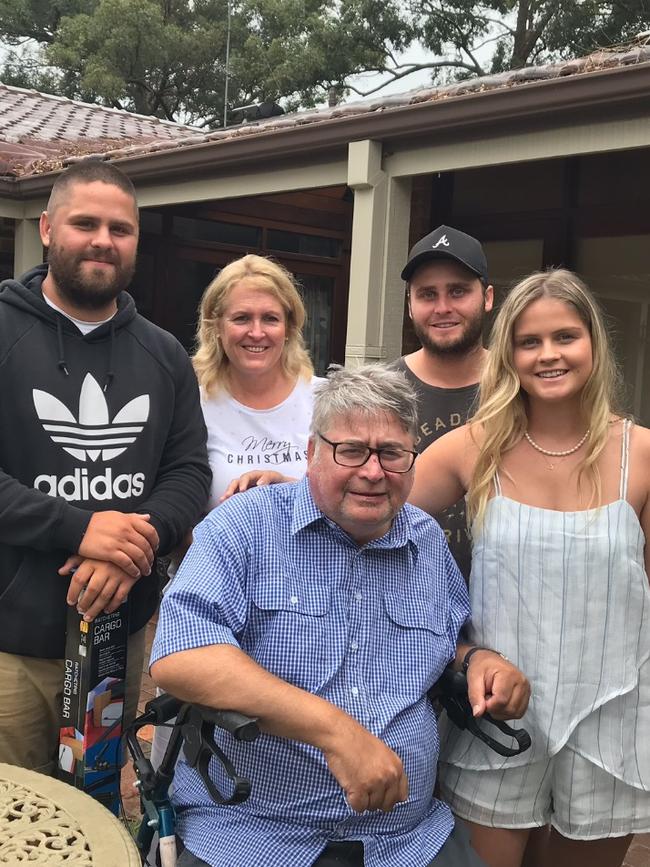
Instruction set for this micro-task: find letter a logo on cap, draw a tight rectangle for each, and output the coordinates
[432,234,450,249]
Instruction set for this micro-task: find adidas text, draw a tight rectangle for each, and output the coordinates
[33,468,146,501]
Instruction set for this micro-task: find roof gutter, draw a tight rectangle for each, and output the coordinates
[12,61,650,197]
[0,178,21,199]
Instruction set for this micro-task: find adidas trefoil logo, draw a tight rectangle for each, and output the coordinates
[33,373,149,462]
[432,234,450,249]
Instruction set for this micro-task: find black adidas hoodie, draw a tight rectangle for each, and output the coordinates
[0,266,211,658]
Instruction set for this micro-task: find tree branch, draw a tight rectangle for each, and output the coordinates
[346,58,482,97]
[481,16,517,38]
[431,7,488,75]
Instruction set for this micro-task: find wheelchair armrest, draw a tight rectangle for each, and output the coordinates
[133,694,259,740]
[191,705,260,742]
[433,667,531,758]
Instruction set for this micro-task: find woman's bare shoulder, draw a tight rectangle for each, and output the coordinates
[418,422,475,459]
[411,423,477,513]
[416,423,483,482]
[434,420,484,446]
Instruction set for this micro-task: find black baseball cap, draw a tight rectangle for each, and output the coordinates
[401,225,488,284]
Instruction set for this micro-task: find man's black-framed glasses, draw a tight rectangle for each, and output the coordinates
[318,433,417,473]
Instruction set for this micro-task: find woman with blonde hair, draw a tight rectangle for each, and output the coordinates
[410,269,650,867]
[194,253,320,506]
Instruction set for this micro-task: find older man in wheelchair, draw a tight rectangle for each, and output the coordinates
[147,365,530,867]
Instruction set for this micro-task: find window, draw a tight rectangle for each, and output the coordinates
[173,217,261,248]
[267,229,340,259]
[296,273,334,375]
[139,210,163,235]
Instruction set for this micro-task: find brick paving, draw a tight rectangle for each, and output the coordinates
[121,618,650,864]
[626,835,650,867]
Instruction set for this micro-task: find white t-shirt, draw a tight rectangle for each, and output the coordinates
[43,293,114,334]
[202,376,322,509]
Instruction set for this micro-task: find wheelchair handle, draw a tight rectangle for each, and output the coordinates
[142,693,184,725]
[124,697,260,860]
[193,706,260,742]
[182,706,258,805]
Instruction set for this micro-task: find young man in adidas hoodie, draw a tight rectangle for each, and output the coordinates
[0,160,211,774]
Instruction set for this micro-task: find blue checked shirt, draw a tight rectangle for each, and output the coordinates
[151,478,470,867]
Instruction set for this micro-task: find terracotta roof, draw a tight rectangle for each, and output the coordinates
[1,37,649,179]
[0,83,204,177]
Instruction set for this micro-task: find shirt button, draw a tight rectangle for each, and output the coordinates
[290,595,298,605]
[351,687,359,696]
[354,591,362,601]
[351,642,358,651]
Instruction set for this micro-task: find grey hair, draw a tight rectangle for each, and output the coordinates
[311,364,418,438]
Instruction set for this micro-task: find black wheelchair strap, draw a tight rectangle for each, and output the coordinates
[435,667,532,758]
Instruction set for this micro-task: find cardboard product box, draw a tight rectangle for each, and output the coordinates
[58,603,129,815]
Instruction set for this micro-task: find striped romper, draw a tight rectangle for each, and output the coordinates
[438,420,650,839]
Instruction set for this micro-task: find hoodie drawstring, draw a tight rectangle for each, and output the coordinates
[56,318,69,377]
[103,321,116,392]
[55,316,116,390]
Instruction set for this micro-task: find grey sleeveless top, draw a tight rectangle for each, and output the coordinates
[440,420,650,789]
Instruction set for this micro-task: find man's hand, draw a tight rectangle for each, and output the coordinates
[464,649,530,721]
[61,556,138,621]
[220,471,296,502]
[78,511,159,578]
[321,719,408,813]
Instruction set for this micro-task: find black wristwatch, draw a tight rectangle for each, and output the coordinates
[461,645,507,673]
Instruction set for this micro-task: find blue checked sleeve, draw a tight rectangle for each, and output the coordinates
[150,510,250,665]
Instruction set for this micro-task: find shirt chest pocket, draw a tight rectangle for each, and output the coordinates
[380,593,453,695]
[247,579,332,691]
[252,581,330,616]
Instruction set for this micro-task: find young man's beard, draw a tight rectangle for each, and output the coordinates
[413,311,486,357]
[47,243,136,311]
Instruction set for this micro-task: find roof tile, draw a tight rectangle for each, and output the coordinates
[0,81,204,176]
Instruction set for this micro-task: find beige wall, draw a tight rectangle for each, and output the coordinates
[14,219,42,277]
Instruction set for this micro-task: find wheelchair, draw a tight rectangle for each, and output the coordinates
[124,670,531,867]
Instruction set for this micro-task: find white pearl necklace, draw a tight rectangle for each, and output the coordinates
[525,429,590,457]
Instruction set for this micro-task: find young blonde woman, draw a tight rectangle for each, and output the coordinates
[410,269,650,867]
